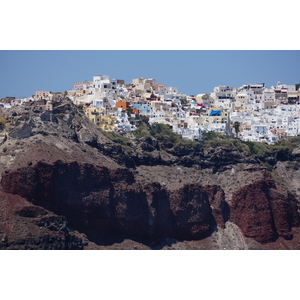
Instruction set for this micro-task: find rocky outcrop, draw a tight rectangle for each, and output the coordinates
[0,161,230,242]
[230,172,299,242]
[168,184,229,239]
[2,159,296,244]
[0,228,85,250]
[0,190,86,250]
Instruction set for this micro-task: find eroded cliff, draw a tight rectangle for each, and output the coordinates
[0,99,299,249]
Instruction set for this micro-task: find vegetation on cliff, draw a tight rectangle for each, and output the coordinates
[202,132,249,153]
[242,137,300,158]
[99,116,300,173]
[100,117,199,153]
[131,117,198,148]
[147,123,199,150]
[98,129,133,153]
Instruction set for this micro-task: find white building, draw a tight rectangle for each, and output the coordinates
[73,81,92,90]
[89,75,119,99]
[206,122,227,133]
[263,88,276,102]
[287,120,299,136]
[240,83,265,92]
[275,81,296,93]
[72,75,124,105]
[111,111,137,132]
[90,99,104,109]
[1,103,12,110]
[211,85,236,102]
[214,98,232,110]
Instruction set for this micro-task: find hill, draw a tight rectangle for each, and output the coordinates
[1,99,300,250]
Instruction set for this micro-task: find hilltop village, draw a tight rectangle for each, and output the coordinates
[1,75,300,144]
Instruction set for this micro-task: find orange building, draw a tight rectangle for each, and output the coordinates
[116,100,130,110]
[131,108,140,115]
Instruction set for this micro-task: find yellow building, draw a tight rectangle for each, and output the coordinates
[234,93,249,112]
[84,106,118,131]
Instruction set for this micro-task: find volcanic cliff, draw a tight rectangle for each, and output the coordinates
[0,98,299,250]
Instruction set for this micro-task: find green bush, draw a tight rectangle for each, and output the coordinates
[176,138,199,149]
[132,122,152,139]
[132,116,152,139]
[98,129,133,153]
[203,131,226,141]
[150,123,186,149]
[202,132,249,153]
[242,137,300,159]
[242,141,270,158]
[271,137,300,152]
[133,121,201,150]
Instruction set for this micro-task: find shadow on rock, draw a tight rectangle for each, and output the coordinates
[84,231,126,246]
[149,237,182,250]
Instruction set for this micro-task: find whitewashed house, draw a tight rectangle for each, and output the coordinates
[206,122,227,133]
[73,75,123,105]
[149,109,167,125]
[89,75,119,100]
[287,120,299,136]
[211,85,236,102]
[90,99,104,109]
[1,103,12,110]
[263,88,276,102]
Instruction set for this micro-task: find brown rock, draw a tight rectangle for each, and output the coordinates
[169,184,216,239]
[1,161,228,242]
[230,173,299,243]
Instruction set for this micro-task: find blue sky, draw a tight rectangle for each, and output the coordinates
[0,50,299,98]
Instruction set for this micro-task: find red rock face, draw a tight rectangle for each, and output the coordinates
[169,184,227,239]
[268,189,299,239]
[230,173,299,243]
[1,161,298,244]
[1,161,228,241]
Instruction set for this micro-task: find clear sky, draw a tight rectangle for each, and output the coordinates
[0,50,299,99]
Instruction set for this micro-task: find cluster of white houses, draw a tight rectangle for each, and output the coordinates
[1,75,300,144]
